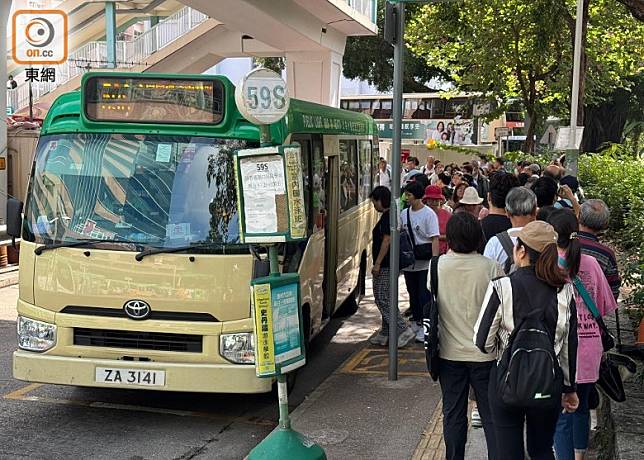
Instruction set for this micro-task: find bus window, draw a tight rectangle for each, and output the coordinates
[348,101,360,112]
[404,99,418,119]
[292,136,313,234]
[446,98,471,118]
[372,99,393,119]
[340,100,350,110]
[413,99,431,119]
[431,99,445,119]
[339,140,358,212]
[358,140,372,202]
[359,100,372,115]
[312,140,327,232]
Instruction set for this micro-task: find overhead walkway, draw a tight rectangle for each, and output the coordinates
[180,0,378,105]
[7,6,230,115]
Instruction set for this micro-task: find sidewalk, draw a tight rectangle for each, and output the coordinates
[0,265,19,289]
[275,277,486,460]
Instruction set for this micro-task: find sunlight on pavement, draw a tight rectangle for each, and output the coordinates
[0,285,18,321]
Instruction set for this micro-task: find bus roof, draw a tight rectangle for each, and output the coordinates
[41,72,376,141]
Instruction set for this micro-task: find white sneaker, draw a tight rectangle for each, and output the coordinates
[369,330,388,346]
[397,328,415,348]
[410,322,422,333]
[471,407,483,428]
[415,326,425,343]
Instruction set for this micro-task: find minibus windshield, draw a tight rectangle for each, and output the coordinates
[24,133,257,249]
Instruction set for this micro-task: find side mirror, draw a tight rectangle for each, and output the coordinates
[6,198,23,244]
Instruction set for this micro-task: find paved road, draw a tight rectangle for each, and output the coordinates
[0,283,367,460]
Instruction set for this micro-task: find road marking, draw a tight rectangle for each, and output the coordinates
[411,399,445,460]
[339,346,428,376]
[3,383,43,400]
[3,383,275,427]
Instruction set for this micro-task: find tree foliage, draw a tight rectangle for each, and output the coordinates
[617,0,644,20]
[406,0,644,152]
[342,3,445,92]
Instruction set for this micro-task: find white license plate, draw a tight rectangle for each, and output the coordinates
[95,367,165,387]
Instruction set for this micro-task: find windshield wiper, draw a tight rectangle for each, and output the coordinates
[135,242,230,261]
[34,239,135,255]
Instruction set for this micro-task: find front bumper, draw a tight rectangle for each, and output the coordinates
[13,350,272,393]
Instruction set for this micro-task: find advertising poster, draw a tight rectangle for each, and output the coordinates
[251,274,306,378]
[252,283,276,377]
[271,284,302,363]
[283,147,306,239]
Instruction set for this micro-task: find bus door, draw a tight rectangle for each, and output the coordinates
[322,142,339,320]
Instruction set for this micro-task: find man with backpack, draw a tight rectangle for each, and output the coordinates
[474,221,579,460]
[484,187,537,274]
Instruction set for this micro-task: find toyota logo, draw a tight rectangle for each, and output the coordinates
[123,300,151,320]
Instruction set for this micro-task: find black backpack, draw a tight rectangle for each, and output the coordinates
[497,231,516,274]
[495,282,563,408]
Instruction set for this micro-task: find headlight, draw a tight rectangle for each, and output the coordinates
[219,333,255,364]
[17,316,57,352]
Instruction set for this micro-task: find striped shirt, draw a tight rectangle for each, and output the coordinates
[578,231,621,300]
[473,267,578,392]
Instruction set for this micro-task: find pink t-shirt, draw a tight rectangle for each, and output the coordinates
[435,208,452,254]
[569,254,618,383]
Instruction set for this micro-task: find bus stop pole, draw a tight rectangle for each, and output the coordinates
[388,1,405,381]
[259,123,291,427]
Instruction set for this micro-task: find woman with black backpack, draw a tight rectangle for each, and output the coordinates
[473,220,579,460]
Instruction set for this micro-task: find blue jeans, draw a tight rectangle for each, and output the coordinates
[553,383,593,460]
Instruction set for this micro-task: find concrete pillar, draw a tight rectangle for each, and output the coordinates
[105,2,117,68]
[285,49,344,107]
[1,0,13,224]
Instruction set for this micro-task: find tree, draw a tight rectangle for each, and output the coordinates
[342,3,446,92]
[617,0,644,20]
[408,0,572,152]
[407,0,644,152]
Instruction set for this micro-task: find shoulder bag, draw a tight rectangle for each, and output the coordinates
[423,256,440,381]
[406,208,433,261]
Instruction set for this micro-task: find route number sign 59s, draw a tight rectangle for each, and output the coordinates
[235,68,290,125]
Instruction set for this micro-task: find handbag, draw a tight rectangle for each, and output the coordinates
[406,209,433,261]
[597,353,626,402]
[423,256,441,381]
[399,228,416,270]
[573,277,615,352]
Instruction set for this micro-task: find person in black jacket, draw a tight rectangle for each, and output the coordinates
[474,220,579,460]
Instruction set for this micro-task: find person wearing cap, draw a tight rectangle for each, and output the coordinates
[454,186,483,219]
[528,163,541,177]
[474,220,579,460]
[423,185,452,255]
[547,209,617,460]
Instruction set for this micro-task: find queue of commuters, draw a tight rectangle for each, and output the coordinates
[368,154,621,460]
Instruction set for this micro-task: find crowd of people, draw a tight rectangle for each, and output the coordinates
[369,154,621,460]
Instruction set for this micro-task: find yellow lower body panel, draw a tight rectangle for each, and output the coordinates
[13,350,272,393]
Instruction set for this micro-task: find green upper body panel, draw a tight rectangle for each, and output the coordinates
[41,72,376,141]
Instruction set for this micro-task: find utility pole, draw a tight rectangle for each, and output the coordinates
[567,0,585,176]
[0,0,12,225]
[385,0,405,382]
